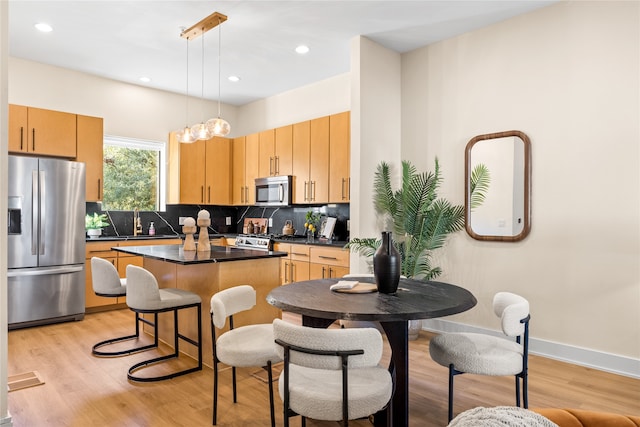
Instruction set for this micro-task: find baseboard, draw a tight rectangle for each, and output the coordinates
[422,319,640,379]
[0,414,13,427]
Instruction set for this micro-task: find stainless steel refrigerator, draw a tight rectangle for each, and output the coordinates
[7,155,86,329]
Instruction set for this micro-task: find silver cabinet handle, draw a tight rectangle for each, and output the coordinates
[39,170,45,255]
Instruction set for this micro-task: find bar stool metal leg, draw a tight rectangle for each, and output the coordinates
[127,303,202,382]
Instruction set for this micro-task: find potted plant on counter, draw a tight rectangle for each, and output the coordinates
[85,213,109,239]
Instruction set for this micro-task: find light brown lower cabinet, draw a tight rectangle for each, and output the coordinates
[275,242,349,284]
[309,246,350,279]
[85,238,181,311]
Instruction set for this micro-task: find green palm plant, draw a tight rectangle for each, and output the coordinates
[347,159,465,281]
[470,163,491,211]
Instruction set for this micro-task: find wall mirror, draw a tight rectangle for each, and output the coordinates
[465,130,531,242]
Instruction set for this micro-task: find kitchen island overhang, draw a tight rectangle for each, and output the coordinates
[113,243,287,264]
[112,244,286,368]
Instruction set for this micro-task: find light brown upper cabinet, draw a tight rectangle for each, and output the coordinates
[76,115,104,202]
[232,133,259,205]
[9,105,77,158]
[292,117,330,204]
[175,135,232,205]
[258,127,293,177]
[205,137,232,205]
[329,111,350,203]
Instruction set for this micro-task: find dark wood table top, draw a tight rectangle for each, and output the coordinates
[267,276,477,322]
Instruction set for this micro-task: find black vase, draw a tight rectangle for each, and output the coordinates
[373,231,401,294]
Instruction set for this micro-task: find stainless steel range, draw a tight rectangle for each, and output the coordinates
[234,234,273,251]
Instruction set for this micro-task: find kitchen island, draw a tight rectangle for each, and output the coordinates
[114,244,286,367]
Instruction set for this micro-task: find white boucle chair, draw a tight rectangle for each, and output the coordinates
[210,285,281,427]
[273,318,393,427]
[429,292,531,423]
[125,265,202,382]
[91,257,159,357]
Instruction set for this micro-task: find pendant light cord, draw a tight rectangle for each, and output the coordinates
[185,34,190,127]
[201,27,206,122]
[217,17,222,117]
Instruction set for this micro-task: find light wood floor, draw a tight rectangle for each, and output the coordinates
[7,309,639,426]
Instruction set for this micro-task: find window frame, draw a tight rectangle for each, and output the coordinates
[102,135,167,211]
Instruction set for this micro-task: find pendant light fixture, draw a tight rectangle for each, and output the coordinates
[206,15,231,137]
[190,26,212,141]
[176,33,196,144]
[180,12,230,140]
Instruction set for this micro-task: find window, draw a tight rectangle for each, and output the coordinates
[102,136,167,211]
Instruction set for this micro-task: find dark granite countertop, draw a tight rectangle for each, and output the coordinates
[113,244,287,265]
[89,233,348,249]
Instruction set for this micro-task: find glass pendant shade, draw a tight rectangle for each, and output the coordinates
[177,126,196,144]
[191,122,212,140]
[206,117,231,137]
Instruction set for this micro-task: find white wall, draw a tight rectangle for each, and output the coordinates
[235,73,350,135]
[402,1,640,365]
[349,36,402,273]
[8,57,239,142]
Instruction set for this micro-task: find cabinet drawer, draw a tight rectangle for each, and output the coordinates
[85,242,119,258]
[289,244,311,261]
[310,246,349,267]
[273,242,290,255]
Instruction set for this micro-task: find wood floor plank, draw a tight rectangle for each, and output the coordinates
[7,309,639,426]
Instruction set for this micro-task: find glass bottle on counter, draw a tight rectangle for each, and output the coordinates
[149,222,155,236]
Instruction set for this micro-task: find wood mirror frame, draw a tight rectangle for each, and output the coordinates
[465,130,531,242]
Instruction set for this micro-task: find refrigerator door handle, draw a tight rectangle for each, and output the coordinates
[7,265,84,278]
[31,170,38,255]
[39,170,46,255]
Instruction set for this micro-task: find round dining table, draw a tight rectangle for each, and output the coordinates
[267,275,477,427]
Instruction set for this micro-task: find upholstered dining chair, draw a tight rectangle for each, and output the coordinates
[429,292,531,422]
[125,265,202,382]
[273,318,393,427]
[91,256,158,357]
[210,285,281,427]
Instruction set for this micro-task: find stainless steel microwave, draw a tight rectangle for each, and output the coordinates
[255,175,292,207]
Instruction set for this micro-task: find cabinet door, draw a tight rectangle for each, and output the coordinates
[232,137,247,205]
[8,104,28,153]
[274,125,293,176]
[309,263,349,280]
[179,139,206,204]
[85,256,118,309]
[245,133,260,205]
[329,111,350,203]
[290,259,310,283]
[205,137,231,204]
[27,107,77,157]
[309,116,330,203]
[258,129,275,177]
[292,121,311,204]
[77,115,104,202]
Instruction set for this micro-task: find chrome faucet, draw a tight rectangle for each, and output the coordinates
[133,208,143,236]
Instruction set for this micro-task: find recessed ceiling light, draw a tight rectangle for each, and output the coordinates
[228,76,240,83]
[295,45,309,54]
[139,76,151,83]
[34,23,53,33]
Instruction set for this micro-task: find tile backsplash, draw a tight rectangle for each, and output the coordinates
[86,203,350,241]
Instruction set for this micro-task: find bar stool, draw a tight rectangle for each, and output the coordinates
[125,265,203,382]
[90,257,159,357]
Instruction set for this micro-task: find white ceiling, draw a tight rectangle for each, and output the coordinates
[8,1,555,107]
